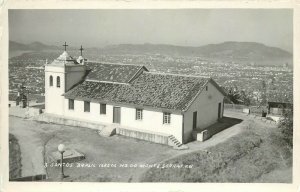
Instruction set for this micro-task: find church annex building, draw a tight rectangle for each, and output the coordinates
[45,49,226,146]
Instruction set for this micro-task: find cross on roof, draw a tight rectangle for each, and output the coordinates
[63,42,68,51]
[79,45,84,56]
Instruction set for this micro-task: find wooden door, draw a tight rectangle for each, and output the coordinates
[218,102,221,119]
[113,107,121,124]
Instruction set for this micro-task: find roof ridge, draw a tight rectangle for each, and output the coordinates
[144,71,210,79]
[85,79,129,85]
[87,61,144,67]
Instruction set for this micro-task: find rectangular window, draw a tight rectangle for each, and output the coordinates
[136,109,143,120]
[84,101,90,112]
[100,103,106,114]
[68,99,74,110]
[163,112,171,124]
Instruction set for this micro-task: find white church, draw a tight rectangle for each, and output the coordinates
[44,45,226,147]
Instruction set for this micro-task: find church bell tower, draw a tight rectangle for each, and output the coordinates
[44,42,87,115]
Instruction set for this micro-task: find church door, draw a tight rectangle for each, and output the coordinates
[113,107,121,124]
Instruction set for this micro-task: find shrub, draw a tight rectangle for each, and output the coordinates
[140,130,263,182]
[278,106,293,148]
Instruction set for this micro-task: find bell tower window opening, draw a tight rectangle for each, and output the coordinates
[49,75,53,86]
[57,76,60,88]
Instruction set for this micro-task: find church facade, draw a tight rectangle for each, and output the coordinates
[45,50,226,144]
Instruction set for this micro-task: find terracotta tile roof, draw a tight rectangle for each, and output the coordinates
[85,62,147,83]
[63,72,211,111]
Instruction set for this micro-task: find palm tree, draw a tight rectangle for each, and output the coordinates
[225,86,243,104]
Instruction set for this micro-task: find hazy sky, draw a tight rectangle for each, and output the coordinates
[9,9,293,52]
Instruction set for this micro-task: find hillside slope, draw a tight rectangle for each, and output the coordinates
[102,42,292,60]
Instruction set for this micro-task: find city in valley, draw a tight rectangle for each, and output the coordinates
[9,42,293,104]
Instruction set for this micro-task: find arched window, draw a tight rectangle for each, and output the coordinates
[49,75,53,86]
[57,76,60,88]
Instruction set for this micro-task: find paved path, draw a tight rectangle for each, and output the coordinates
[9,116,172,182]
[9,118,47,179]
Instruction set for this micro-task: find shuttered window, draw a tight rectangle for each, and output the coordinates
[163,112,171,124]
[136,109,143,120]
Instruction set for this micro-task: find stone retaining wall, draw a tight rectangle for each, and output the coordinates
[9,106,43,118]
[248,114,278,124]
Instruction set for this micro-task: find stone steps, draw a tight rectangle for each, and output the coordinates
[168,135,189,150]
[98,125,116,137]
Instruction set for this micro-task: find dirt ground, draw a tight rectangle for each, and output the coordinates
[9,116,173,181]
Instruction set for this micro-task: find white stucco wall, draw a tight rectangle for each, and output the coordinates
[9,101,17,107]
[120,107,183,143]
[183,81,224,143]
[63,100,113,124]
[45,66,65,115]
[45,64,86,115]
[63,99,183,142]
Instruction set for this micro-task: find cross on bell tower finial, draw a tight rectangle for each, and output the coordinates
[63,42,68,51]
[79,45,84,56]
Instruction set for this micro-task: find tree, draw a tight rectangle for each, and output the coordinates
[224,86,251,105]
[260,80,267,106]
[278,105,293,148]
[240,90,251,106]
[225,86,242,104]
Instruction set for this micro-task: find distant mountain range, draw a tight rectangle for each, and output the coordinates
[9,40,292,63]
[9,41,58,51]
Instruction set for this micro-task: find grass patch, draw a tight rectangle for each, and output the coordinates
[140,126,292,182]
[9,134,22,180]
[68,174,113,182]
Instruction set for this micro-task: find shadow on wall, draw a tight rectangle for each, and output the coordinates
[211,117,243,135]
[193,116,243,141]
